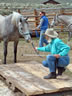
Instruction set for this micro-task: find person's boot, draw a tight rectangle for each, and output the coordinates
[57,67,66,76]
[44,72,56,79]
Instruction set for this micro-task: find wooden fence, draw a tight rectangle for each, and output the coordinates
[18,8,72,34]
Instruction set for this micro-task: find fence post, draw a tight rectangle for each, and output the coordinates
[60,8,65,15]
[34,9,39,27]
[60,8,65,32]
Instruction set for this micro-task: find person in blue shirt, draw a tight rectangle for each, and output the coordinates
[36,11,49,47]
[35,28,70,79]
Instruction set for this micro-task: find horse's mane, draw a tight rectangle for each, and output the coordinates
[11,12,22,26]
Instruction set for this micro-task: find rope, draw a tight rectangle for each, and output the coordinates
[31,41,43,58]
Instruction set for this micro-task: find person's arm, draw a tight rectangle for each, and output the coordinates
[56,41,70,56]
[36,18,44,29]
[37,44,51,52]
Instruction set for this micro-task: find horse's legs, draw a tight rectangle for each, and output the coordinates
[14,41,18,63]
[3,40,8,64]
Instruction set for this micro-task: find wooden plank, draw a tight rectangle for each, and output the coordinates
[0,61,72,96]
[0,64,58,95]
[16,62,72,92]
[15,63,72,91]
[0,65,44,96]
[67,64,72,72]
[17,62,72,90]
[63,13,72,15]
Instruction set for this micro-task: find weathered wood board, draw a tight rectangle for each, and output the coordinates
[67,64,72,72]
[0,61,72,96]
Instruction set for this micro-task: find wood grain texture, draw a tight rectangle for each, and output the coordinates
[0,61,72,96]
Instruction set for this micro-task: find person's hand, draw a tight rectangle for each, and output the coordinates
[35,47,38,50]
[54,54,60,58]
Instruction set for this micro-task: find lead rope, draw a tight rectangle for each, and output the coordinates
[30,41,43,58]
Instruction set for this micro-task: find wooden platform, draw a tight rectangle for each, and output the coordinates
[0,61,72,96]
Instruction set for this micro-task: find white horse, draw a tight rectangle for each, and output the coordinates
[51,14,72,42]
[0,12,31,64]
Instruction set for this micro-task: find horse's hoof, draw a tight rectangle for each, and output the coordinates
[14,61,17,63]
[3,62,6,64]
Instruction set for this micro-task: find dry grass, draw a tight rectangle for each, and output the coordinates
[0,35,72,65]
[0,38,46,64]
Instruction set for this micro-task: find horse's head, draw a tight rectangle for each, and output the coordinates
[12,12,31,42]
[51,14,61,27]
[18,16,31,42]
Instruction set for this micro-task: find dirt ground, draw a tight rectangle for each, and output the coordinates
[0,35,72,96]
[0,34,72,64]
[0,38,49,64]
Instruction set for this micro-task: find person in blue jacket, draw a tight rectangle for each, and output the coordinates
[36,28,70,79]
[36,11,49,47]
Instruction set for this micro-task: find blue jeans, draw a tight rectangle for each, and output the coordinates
[42,54,70,72]
[39,30,48,47]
